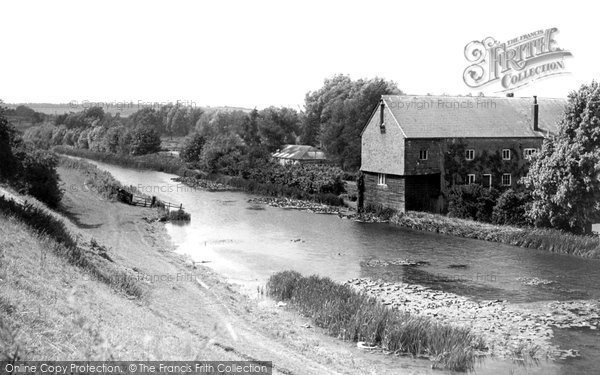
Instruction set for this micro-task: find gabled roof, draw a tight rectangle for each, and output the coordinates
[272,144,326,160]
[381,95,566,138]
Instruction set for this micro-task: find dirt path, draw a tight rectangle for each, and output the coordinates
[55,166,437,375]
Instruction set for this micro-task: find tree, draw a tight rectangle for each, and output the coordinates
[129,127,161,155]
[0,104,21,180]
[257,107,300,151]
[303,75,402,170]
[522,81,600,233]
[181,132,206,164]
[129,107,164,133]
[200,134,247,175]
[15,149,62,208]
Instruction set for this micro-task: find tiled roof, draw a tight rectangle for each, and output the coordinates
[382,95,566,138]
[272,144,326,160]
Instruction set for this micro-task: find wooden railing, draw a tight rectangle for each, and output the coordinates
[117,189,183,211]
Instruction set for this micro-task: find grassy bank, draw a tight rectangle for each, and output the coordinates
[59,156,191,222]
[393,211,600,258]
[59,156,140,199]
[267,271,484,372]
[53,146,191,175]
[0,194,144,297]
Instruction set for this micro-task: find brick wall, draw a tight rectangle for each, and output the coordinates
[363,171,405,212]
[405,137,544,191]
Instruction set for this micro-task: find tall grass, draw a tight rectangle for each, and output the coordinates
[0,195,144,297]
[393,211,600,258]
[267,271,483,371]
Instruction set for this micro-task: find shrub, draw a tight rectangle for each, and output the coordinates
[0,111,20,180]
[129,127,161,155]
[181,132,206,164]
[15,149,62,208]
[447,185,500,223]
[364,203,396,220]
[492,188,532,226]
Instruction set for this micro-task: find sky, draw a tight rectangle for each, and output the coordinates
[1,0,598,109]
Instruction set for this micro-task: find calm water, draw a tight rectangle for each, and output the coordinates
[80,158,600,375]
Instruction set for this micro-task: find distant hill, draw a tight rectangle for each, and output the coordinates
[5,103,253,117]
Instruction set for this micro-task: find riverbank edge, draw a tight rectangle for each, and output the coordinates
[53,146,600,259]
[1,171,442,374]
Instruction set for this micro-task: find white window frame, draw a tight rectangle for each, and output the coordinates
[377,173,387,186]
[483,173,492,188]
[502,173,512,186]
[524,148,537,157]
[467,174,476,185]
[465,149,475,160]
[502,149,511,160]
[419,150,428,160]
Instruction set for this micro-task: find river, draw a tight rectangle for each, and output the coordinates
[82,158,600,375]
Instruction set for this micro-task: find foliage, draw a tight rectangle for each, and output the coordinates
[180,132,206,164]
[256,107,300,151]
[357,171,365,212]
[0,105,21,180]
[267,271,481,371]
[14,149,63,208]
[200,134,247,174]
[443,141,525,190]
[129,127,161,155]
[447,184,500,223]
[491,188,531,226]
[1,104,63,207]
[303,75,402,170]
[523,81,600,234]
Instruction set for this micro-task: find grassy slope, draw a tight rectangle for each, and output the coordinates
[0,167,437,374]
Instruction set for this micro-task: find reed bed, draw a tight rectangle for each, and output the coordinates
[267,271,484,371]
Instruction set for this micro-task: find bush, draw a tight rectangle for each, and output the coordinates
[15,149,62,208]
[364,203,396,220]
[492,189,532,226]
[0,110,20,180]
[129,127,161,155]
[181,132,206,164]
[447,185,500,223]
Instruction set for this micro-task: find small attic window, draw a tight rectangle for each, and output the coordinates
[379,101,385,133]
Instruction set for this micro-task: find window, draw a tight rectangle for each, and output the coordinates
[524,148,537,157]
[377,173,386,186]
[465,149,475,160]
[502,149,511,160]
[419,150,428,160]
[467,174,476,185]
[502,173,511,186]
[482,174,492,188]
